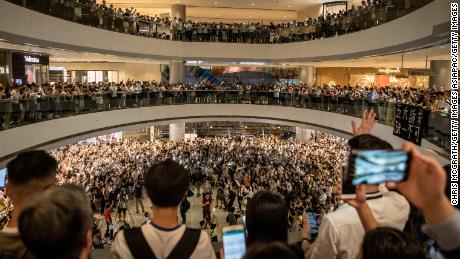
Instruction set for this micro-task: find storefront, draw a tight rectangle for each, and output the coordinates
[0,51,9,86]
[316,67,430,88]
[70,70,119,83]
[12,52,49,85]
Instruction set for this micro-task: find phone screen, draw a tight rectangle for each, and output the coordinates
[223,228,246,259]
[307,212,318,237]
[0,168,7,188]
[352,150,409,185]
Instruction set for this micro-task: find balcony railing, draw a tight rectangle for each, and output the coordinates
[6,0,433,44]
[0,90,450,153]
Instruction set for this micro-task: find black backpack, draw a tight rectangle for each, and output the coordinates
[124,227,201,259]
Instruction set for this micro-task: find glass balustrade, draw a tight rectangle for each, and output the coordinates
[6,0,433,44]
[0,90,450,153]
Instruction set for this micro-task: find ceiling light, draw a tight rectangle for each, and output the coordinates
[251,3,255,6]
[214,1,218,4]
[288,5,292,8]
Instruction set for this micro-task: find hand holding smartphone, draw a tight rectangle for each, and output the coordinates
[342,150,411,199]
[222,225,246,259]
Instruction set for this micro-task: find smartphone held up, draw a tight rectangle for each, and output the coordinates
[342,150,411,199]
[222,224,246,259]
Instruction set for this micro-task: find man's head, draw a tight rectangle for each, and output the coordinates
[18,184,93,259]
[6,150,57,202]
[347,134,393,191]
[348,134,393,151]
[145,159,190,208]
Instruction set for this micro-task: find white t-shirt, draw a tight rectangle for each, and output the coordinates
[306,191,409,259]
[110,223,216,259]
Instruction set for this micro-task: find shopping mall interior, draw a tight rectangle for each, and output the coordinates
[0,1,457,259]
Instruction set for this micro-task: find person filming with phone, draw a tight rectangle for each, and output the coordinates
[302,110,410,259]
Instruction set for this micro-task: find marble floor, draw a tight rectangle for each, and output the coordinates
[95,185,301,245]
[95,186,236,242]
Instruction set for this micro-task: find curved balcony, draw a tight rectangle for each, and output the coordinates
[0,0,449,62]
[5,0,434,44]
[0,91,449,166]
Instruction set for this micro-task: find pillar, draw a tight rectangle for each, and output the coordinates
[299,65,316,86]
[296,127,316,142]
[171,4,186,19]
[429,60,450,91]
[169,61,186,84]
[149,126,156,142]
[169,123,185,142]
[302,129,315,141]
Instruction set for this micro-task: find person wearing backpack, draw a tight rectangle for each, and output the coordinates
[110,159,215,259]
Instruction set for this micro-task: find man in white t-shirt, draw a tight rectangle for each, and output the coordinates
[110,159,216,259]
[303,134,410,259]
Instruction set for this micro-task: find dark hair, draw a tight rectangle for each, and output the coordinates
[246,191,288,245]
[361,227,427,259]
[6,150,57,185]
[19,184,93,259]
[144,159,190,207]
[348,134,393,151]
[243,242,297,259]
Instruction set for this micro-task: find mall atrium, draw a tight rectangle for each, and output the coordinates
[0,1,457,259]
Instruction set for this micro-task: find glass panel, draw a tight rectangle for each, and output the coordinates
[5,0,434,44]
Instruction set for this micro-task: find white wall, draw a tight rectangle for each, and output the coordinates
[50,62,162,82]
[297,4,323,20]
[0,0,448,62]
[0,104,448,166]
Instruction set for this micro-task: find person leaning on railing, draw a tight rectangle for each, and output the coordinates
[6,0,433,44]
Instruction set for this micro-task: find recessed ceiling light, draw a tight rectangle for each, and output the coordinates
[214,1,218,4]
[288,5,292,8]
[251,3,255,6]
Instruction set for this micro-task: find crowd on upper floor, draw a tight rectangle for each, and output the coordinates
[0,110,458,259]
[9,0,430,43]
[0,80,451,111]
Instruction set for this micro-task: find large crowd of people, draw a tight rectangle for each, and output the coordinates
[8,0,431,44]
[0,80,451,131]
[0,111,458,259]
[49,134,348,233]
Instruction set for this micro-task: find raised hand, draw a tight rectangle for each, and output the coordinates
[351,109,376,136]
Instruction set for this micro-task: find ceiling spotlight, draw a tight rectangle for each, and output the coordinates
[214,1,218,4]
[288,5,292,8]
[251,3,255,6]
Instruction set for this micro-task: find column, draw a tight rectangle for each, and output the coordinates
[302,129,315,141]
[169,61,186,84]
[429,60,450,91]
[296,127,316,142]
[149,126,156,142]
[171,4,186,19]
[299,65,316,86]
[169,123,185,142]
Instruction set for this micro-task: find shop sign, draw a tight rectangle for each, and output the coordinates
[377,68,401,74]
[0,66,8,74]
[24,55,40,63]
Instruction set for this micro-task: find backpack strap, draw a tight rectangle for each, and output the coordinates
[166,228,202,259]
[124,227,158,259]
